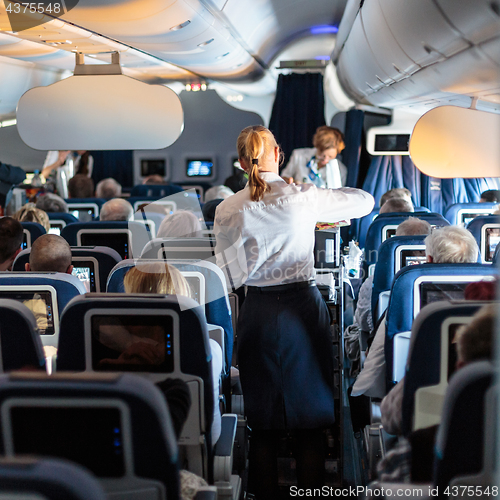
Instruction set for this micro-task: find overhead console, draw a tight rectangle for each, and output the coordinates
[329,0,500,111]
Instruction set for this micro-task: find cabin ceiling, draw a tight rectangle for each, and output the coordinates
[0,0,345,84]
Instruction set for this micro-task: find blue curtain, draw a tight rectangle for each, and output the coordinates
[342,109,364,187]
[90,151,134,190]
[362,155,500,214]
[269,73,326,167]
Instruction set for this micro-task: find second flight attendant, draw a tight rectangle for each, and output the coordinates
[214,125,373,498]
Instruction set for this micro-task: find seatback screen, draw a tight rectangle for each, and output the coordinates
[80,233,129,260]
[70,207,96,223]
[9,405,125,477]
[485,227,500,262]
[71,260,97,292]
[419,283,468,310]
[91,314,174,373]
[186,159,213,177]
[0,290,55,335]
[401,250,427,268]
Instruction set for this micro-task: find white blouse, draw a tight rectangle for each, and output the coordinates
[214,172,374,289]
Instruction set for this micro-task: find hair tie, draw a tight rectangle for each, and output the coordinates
[252,159,259,165]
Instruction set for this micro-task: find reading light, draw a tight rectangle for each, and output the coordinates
[198,38,214,47]
[170,20,191,31]
[216,52,230,60]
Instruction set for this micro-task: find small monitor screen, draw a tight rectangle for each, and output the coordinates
[0,290,54,335]
[385,228,397,239]
[185,276,201,305]
[141,159,166,177]
[374,134,410,152]
[22,231,29,250]
[48,223,63,236]
[419,282,468,310]
[9,405,125,477]
[91,315,174,373]
[80,232,129,260]
[401,250,427,268]
[485,227,500,262]
[186,159,213,177]
[70,207,96,223]
[461,213,476,226]
[71,260,97,292]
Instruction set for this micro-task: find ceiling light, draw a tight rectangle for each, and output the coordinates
[216,52,230,60]
[170,20,191,31]
[198,38,214,48]
[310,25,338,35]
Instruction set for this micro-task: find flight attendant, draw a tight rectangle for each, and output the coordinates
[281,125,347,188]
[214,126,373,498]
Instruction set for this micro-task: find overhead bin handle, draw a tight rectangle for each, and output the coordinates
[74,51,123,76]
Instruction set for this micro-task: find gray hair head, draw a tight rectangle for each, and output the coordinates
[95,178,122,199]
[29,234,72,273]
[204,185,234,202]
[157,210,203,238]
[35,193,68,213]
[425,225,479,263]
[396,217,432,236]
[100,198,133,221]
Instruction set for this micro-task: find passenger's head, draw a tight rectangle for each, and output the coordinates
[312,126,345,167]
[95,178,122,199]
[157,210,202,238]
[464,280,497,301]
[14,203,50,232]
[425,226,479,263]
[35,193,68,213]
[0,217,23,271]
[237,125,280,202]
[68,174,95,199]
[479,189,500,203]
[124,262,191,297]
[379,197,414,214]
[204,185,234,203]
[142,175,165,185]
[455,304,495,369]
[395,217,432,237]
[380,188,412,208]
[26,234,72,273]
[99,198,133,221]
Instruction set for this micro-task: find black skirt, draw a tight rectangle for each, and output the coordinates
[237,284,335,430]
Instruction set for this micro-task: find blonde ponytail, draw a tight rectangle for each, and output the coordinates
[237,125,279,202]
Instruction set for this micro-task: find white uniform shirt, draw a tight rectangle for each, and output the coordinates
[214,172,374,289]
[280,147,348,188]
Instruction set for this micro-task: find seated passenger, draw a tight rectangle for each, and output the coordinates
[346,218,432,377]
[123,262,222,443]
[352,225,479,400]
[99,198,133,222]
[280,125,347,188]
[143,175,166,185]
[479,189,500,203]
[157,210,203,238]
[35,193,68,213]
[14,203,50,232]
[95,178,122,199]
[0,217,23,271]
[377,303,495,483]
[204,185,234,203]
[68,174,94,199]
[379,187,413,208]
[379,197,414,214]
[25,234,73,274]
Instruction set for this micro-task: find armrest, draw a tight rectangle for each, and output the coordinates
[194,486,218,500]
[379,425,398,458]
[213,414,238,483]
[365,482,431,499]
